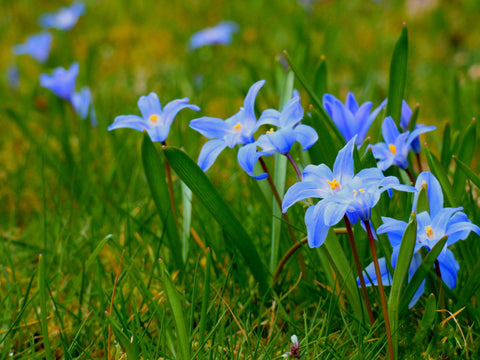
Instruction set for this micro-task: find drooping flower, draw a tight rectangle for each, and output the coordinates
[238,94,318,179]
[71,86,97,126]
[39,62,79,100]
[39,2,85,30]
[13,32,53,63]
[108,92,200,143]
[370,116,435,171]
[190,80,265,171]
[282,136,413,247]
[189,21,239,49]
[323,92,386,147]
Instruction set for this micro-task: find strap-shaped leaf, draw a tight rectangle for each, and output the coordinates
[163,146,269,294]
[441,121,452,170]
[424,147,456,207]
[452,119,477,198]
[453,156,480,190]
[386,26,408,124]
[314,56,327,97]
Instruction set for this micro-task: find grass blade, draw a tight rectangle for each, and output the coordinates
[38,254,53,360]
[424,147,456,207]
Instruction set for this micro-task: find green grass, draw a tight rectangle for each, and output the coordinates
[2,0,480,358]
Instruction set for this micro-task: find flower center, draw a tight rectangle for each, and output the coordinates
[266,128,275,134]
[233,122,242,131]
[327,178,341,191]
[425,225,434,240]
[389,144,396,155]
[353,188,365,196]
[149,114,159,123]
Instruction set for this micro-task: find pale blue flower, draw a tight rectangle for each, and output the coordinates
[109,92,199,143]
[189,21,239,49]
[7,65,19,89]
[13,32,53,63]
[323,92,386,147]
[400,101,427,154]
[39,2,85,30]
[190,80,265,171]
[238,94,318,179]
[40,62,79,100]
[71,86,97,126]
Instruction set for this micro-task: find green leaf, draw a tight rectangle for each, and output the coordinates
[407,103,420,132]
[400,235,447,311]
[440,121,452,170]
[386,26,408,124]
[416,182,430,214]
[163,146,269,294]
[198,248,212,346]
[38,254,54,360]
[314,56,327,97]
[159,259,191,360]
[424,147,456,207]
[181,181,193,262]
[105,313,139,359]
[413,294,436,344]
[453,156,480,190]
[141,134,183,269]
[452,119,477,198]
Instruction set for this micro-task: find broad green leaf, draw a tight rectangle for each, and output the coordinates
[181,181,193,262]
[360,147,378,170]
[386,26,408,124]
[314,56,327,97]
[453,156,480,190]
[452,119,477,198]
[388,212,416,358]
[424,147,456,207]
[141,134,183,269]
[441,121,452,170]
[400,235,447,311]
[159,259,191,360]
[163,146,269,294]
[413,294,436,344]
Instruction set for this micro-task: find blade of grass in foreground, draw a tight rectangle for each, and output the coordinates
[163,146,269,294]
[38,254,53,360]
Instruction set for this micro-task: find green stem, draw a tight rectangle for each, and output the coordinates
[344,216,375,327]
[365,220,395,360]
[162,142,178,226]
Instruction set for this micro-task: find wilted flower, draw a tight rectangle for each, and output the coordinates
[39,2,85,30]
[13,32,53,63]
[323,92,386,147]
[40,62,79,100]
[189,21,239,49]
[190,80,264,171]
[238,93,318,179]
[282,334,301,359]
[109,92,200,143]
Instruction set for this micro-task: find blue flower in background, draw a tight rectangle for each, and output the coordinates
[7,65,20,89]
[39,2,85,30]
[370,116,435,171]
[40,62,79,100]
[190,80,265,171]
[323,92,386,147]
[238,94,318,179]
[13,32,53,63]
[71,87,97,126]
[189,21,239,49]
[109,92,200,143]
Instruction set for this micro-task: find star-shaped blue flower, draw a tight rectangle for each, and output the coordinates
[13,32,53,63]
[39,2,85,30]
[40,62,79,100]
[190,80,265,171]
[238,93,318,179]
[323,92,386,147]
[71,86,97,126]
[109,92,200,143]
[370,116,435,171]
[189,21,239,49]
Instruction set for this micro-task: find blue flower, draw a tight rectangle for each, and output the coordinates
[189,21,239,49]
[237,94,318,179]
[71,86,97,126]
[39,2,85,30]
[370,116,435,171]
[190,80,265,171]
[109,92,200,143]
[374,172,480,306]
[323,92,386,147]
[400,101,428,154]
[282,136,413,247]
[7,65,19,89]
[40,62,79,100]
[13,32,53,63]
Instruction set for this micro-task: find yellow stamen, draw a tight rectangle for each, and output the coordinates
[353,190,358,196]
[149,114,159,123]
[360,188,365,193]
[425,225,434,239]
[327,178,341,191]
[266,128,275,134]
[233,122,242,131]
[389,144,397,155]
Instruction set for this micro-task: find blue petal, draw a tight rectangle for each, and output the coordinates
[256,129,296,154]
[71,86,91,119]
[279,95,304,128]
[242,80,265,129]
[283,181,330,213]
[257,109,281,128]
[162,98,200,127]
[370,143,395,171]
[323,200,349,226]
[408,253,425,308]
[305,204,330,248]
[138,92,162,119]
[147,125,170,143]
[445,220,480,245]
[108,115,147,132]
[354,101,373,144]
[345,92,359,114]
[294,124,318,150]
[413,171,444,216]
[358,257,392,287]
[237,143,269,180]
[437,249,460,289]
[400,100,412,130]
[197,139,228,171]
[332,136,356,185]
[406,125,436,150]
[376,217,407,247]
[381,116,400,144]
[190,116,232,139]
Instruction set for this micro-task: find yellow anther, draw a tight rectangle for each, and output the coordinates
[233,122,242,131]
[360,188,365,193]
[327,178,341,191]
[149,114,159,123]
[388,144,397,155]
[266,128,275,134]
[425,225,434,239]
[353,190,358,196]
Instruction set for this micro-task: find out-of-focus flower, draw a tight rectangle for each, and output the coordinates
[71,86,97,126]
[238,94,318,179]
[323,92,386,147]
[39,2,85,30]
[190,80,264,171]
[13,32,53,63]
[189,21,239,49]
[40,62,79,100]
[7,65,20,89]
[108,92,200,143]
[282,334,301,359]
[370,116,435,171]
[399,101,429,154]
